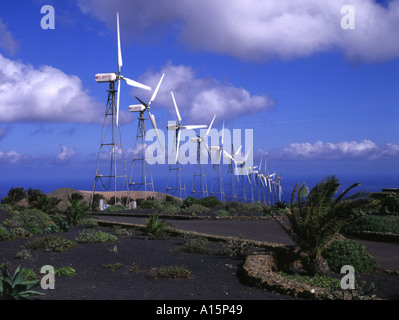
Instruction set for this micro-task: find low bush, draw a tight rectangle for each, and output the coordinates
[277,271,341,291]
[175,235,211,254]
[181,197,197,209]
[75,229,118,243]
[0,226,10,241]
[3,208,53,237]
[104,205,126,213]
[138,199,161,209]
[197,196,222,208]
[23,235,77,253]
[181,204,210,215]
[214,209,231,217]
[55,266,77,277]
[147,265,192,279]
[342,215,399,234]
[103,263,123,272]
[377,193,399,215]
[141,213,173,240]
[158,203,180,215]
[322,240,380,273]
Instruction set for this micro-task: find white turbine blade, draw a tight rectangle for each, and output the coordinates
[183,125,208,130]
[149,112,164,152]
[123,77,151,91]
[175,129,181,163]
[149,73,165,107]
[223,149,234,161]
[244,148,251,162]
[221,120,225,148]
[264,159,267,174]
[259,157,263,172]
[117,13,122,75]
[204,114,216,139]
[234,145,242,157]
[170,91,182,124]
[116,79,121,126]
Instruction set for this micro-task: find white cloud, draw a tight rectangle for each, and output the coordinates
[0,54,103,123]
[56,145,77,161]
[134,62,274,123]
[77,0,399,63]
[0,18,18,56]
[259,140,399,160]
[0,150,37,164]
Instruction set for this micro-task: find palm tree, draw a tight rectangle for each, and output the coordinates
[267,175,377,275]
[1,187,27,205]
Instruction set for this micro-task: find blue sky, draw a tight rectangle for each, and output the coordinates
[0,0,398,198]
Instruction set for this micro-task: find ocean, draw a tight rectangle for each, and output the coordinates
[1,172,398,203]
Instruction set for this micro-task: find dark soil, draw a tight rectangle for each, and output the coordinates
[1,210,398,301]
[0,211,294,300]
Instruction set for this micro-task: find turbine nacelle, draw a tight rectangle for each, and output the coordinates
[95,73,117,83]
[129,104,146,112]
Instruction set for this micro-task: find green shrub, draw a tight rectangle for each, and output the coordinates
[342,215,399,234]
[138,199,160,209]
[214,209,231,217]
[15,249,32,260]
[197,196,222,208]
[55,266,76,277]
[322,240,380,273]
[181,197,197,209]
[0,226,10,241]
[78,217,98,228]
[164,196,183,207]
[104,205,126,213]
[175,235,211,254]
[278,271,341,291]
[181,204,210,215]
[378,193,399,214]
[75,229,117,243]
[147,265,192,279]
[158,203,180,215]
[107,196,120,205]
[0,204,13,213]
[23,268,37,281]
[23,236,77,253]
[4,208,53,237]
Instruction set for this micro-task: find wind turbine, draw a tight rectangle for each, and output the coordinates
[222,144,242,202]
[166,91,207,199]
[190,115,216,199]
[128,73,165,200]
[209,121,225,201]
[92,12,151,206]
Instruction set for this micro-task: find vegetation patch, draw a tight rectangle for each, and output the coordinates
[23,235,77,252]
[322,240,380,274]
[103,262,123,272]
[147,265,192,279]
[175,234,211,254]
[55,266,77,277]
[75,229,118,243]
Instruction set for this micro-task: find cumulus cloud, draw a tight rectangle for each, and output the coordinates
[0,54,103,123]
[259,140,399,160]
[56,145,77,161]
[77,0,399,63]
[0,150,37,164]
[0,18,18,56]
[134,62,274,123]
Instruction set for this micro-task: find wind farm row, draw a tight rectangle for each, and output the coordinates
[92,13,282,206]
